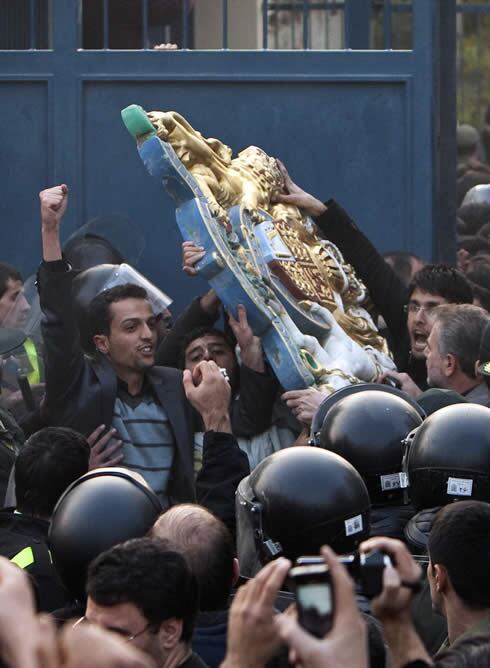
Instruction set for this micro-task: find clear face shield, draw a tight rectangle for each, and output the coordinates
[461,184,490,207]
[99,263,173,317]
[400,427,419,505]
[62,213,146,270]
[236,476,283,579]
[0,274,44,415]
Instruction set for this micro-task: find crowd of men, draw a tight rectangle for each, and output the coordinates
[0,145,490,668]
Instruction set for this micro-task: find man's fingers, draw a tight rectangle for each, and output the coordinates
[99,440,123,459]
[182,369,194,396]
[371,567,405,617]
[252,557,291,609]
[259,558,291,608]
[89,428,116,453]
[227,310,239,329]
[236,304,247,324]
[281,390,310,401]
[196,360,220,378]
[382,565,402,590]
[183,250,205,263]
[36,613,61,668]
[40,185,68,208]
[276,160,294,188]
[320,546,358,625]
[182,240,204,251]
[275,613,316,659]
[102,453,125,467]
[87,424,106,446]
[272,193,297,205]
[360,537,422,581]
[181,241,205,275]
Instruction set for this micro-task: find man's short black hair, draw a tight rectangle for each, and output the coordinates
[0,262,22,299]
[86,537,198,643]
[466,259,490,290]
[457,236,490,256]
[470,282,490,314]
[15,427,89,517]
[151,504,235,611]
[84,283,148,353]
[408,264,473,304]
[64,234,124,272]
[457,202,490,236]
[178,326,234,369]
[429,501,490,610]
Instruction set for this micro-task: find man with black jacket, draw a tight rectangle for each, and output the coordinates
[38,184,248,513]
[276,163,473,410]
[0,426,89,612]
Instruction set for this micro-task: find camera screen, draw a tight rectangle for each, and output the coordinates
[297,582,332,615]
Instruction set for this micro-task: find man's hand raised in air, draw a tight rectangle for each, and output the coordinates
[273,161,327,218]
[39,184,69,261]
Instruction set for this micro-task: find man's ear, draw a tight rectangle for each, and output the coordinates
[475,359,481,378]
[444,353,457,378]
[434,563,449,594]
[159,618,183,649]
[93,334,109,355]
[232,557,240,587]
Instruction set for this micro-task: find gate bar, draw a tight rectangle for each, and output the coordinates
[432,0,457,264]
[344,0,370,49]
[29,0,36,49]
[262,0,269,49]
[181,0,189,48]
[303,0,310,49]
[383,0,392,50]
[222,0,228,49]
[142,0,150,49]
[102,0,109,49]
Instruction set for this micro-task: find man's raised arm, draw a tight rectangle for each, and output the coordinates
[40,185,68,262]
[38,185,86,425]
[273,162,409,349]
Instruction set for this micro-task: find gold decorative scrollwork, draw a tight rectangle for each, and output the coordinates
[148,109,389,357]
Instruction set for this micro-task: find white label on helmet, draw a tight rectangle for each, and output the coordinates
[399,472,409,488]
[344,514,363,536]
[447,477,473,497]
[380,473,408,491]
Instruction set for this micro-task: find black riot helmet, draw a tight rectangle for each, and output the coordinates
[407,404,490,511]
[319,389,424,504]
[48,467,162,601]
[236,446,370,578]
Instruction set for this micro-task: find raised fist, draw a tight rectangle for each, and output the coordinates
[39,184,69,230]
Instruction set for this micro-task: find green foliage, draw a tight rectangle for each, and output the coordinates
[456,8,490,127]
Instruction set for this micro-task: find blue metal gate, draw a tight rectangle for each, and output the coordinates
[0,0,451,313]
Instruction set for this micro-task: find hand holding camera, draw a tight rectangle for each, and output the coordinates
[359,537,423,621]
[275,546,368,668]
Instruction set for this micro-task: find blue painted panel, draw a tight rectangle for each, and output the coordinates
[81,77,411,313]
[0,0,439,313]
[0,80,50,277]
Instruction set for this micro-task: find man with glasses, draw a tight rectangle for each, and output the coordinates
[83,537,208,668]
[275,163,473,396]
